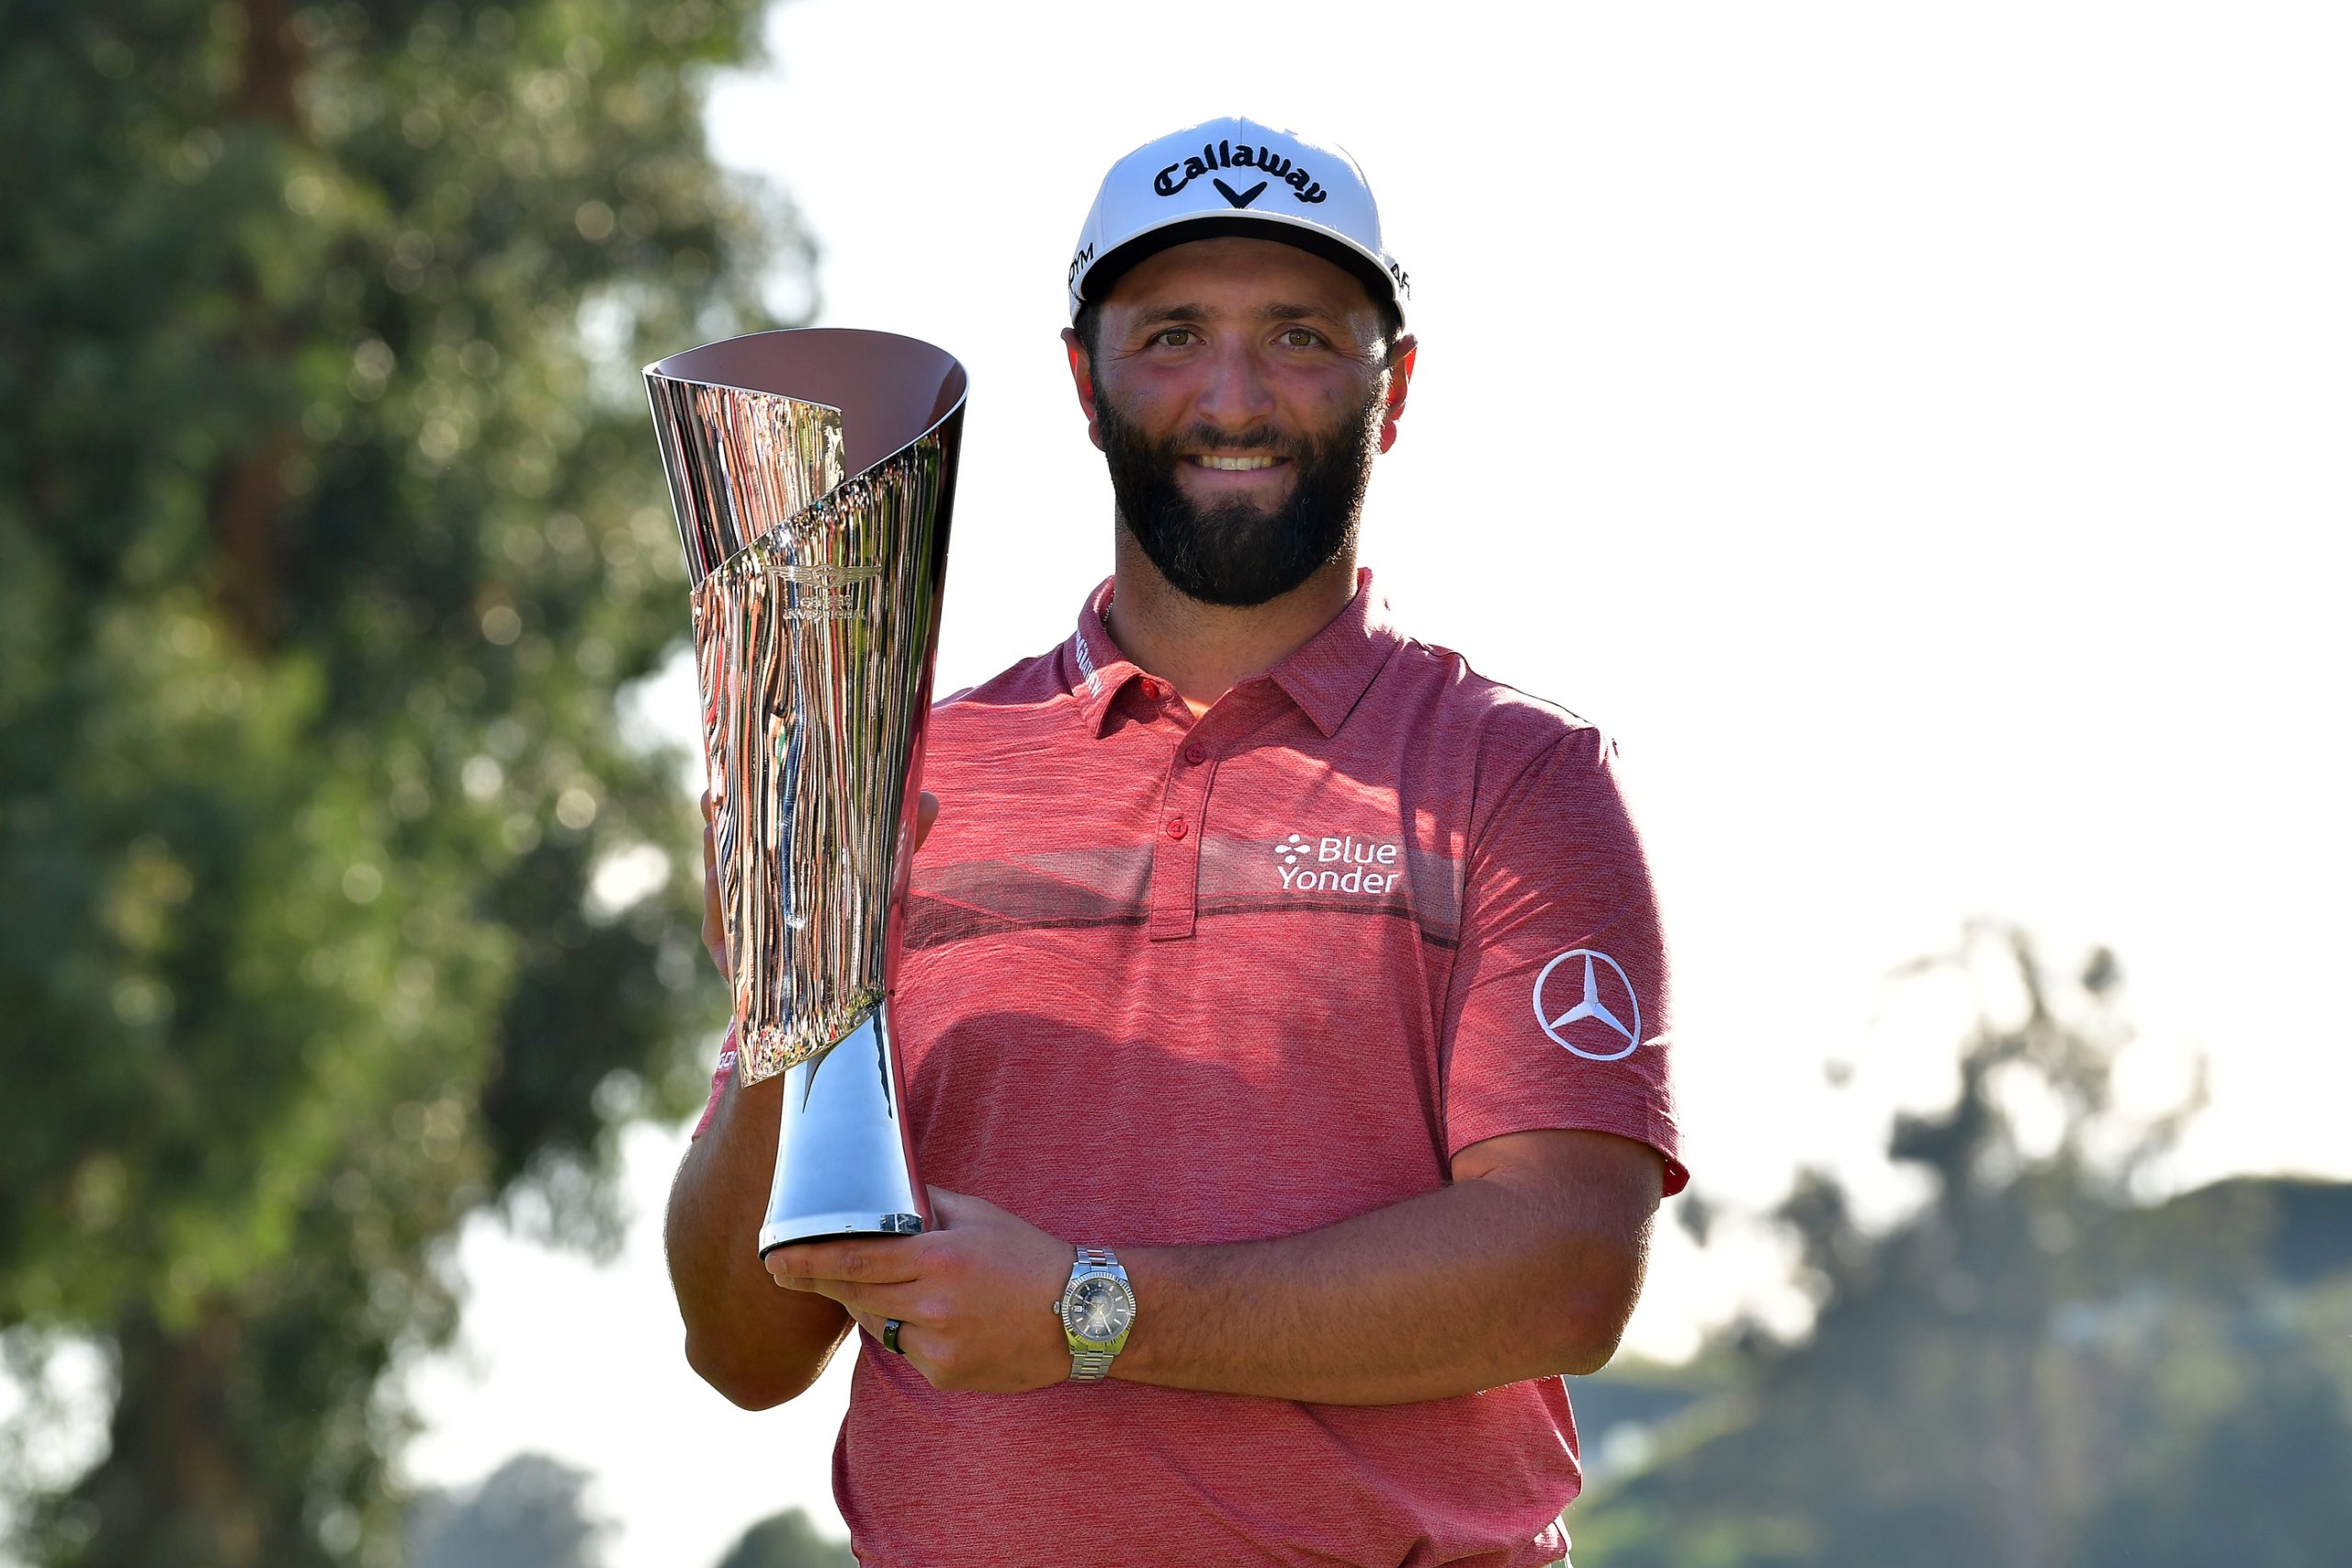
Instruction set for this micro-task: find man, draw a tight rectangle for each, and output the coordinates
[665,118,1685,1567]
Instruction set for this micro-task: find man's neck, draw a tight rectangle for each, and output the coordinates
[1102,530,1360,716]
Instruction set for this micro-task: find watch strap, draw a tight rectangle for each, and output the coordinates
[1061,1246,1132,1382]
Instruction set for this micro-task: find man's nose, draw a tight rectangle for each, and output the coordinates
[1192,340,1278,434]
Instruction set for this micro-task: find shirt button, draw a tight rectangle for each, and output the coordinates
[1163,818,1187,840]
[1183,742,1207,765]
[1142,679,1166,701]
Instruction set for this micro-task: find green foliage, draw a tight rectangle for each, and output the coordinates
[0,2,806,1563]
[1569,930,2352,1567]
[710,1508,859,1568]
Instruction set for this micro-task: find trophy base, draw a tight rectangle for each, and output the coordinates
[756,1003,930,1257]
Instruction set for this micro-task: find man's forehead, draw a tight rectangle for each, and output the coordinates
[1099,235,1383,320]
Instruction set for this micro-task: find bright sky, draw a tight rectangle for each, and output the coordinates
[397,3,2352,1563]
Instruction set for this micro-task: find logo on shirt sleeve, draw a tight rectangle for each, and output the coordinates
[1532,949,1642,1061]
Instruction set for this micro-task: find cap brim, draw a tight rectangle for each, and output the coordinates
[1076,214,1402,323]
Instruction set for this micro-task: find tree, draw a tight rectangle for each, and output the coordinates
[1568,926,2352,1567]
[0,3,808,1563]
[407,1454,608,1568]
[710,1508,859,1568]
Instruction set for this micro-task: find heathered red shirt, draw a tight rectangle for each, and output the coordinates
[703,570,1682,1566]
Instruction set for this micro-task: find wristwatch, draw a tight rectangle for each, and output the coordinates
[1055,1246,1136,1381]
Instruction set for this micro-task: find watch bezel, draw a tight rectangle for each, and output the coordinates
[1059,1270,1136,1348]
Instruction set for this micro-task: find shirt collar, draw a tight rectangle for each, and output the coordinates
[1068,580,1141,736]
[1063,568,1398,739]
[1267,569,1398,737]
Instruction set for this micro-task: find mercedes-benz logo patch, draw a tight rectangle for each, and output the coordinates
[1532,949,1642,1062]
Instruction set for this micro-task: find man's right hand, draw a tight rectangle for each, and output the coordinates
[673,784,942,1409]
[699,788,728,976]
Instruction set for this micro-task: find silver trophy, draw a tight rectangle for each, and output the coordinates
[644,328,966,1256]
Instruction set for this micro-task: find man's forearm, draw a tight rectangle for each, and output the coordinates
[765,1130,1661,1404]
[1114,1139,1659,1405]
[665,1073,853,1408]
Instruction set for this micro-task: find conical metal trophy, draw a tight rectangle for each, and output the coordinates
[644,329,965,1256]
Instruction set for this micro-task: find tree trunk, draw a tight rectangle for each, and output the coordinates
[60,1305,295,1568]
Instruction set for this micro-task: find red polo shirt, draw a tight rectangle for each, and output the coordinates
[706,570,1682,1565]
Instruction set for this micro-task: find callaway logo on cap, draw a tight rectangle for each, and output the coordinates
[1067,117,1409,325]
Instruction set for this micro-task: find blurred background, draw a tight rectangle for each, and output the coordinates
[3,2,2347,1565]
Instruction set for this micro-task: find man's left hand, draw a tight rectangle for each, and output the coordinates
[765,1189,1073,1393]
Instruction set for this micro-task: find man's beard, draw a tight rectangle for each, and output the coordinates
[1098,385,1381,609]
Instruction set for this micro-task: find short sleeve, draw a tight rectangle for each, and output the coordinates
[689,1023,741,1139]
[1441,727,1686,1194]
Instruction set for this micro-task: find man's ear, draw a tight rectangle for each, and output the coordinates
[1378,334,1419,456]
[1061,327,1105,453]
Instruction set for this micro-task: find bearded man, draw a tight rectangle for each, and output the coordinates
[664,118,1686,1568]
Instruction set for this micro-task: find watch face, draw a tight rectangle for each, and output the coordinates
[1065,1276,1133,1343]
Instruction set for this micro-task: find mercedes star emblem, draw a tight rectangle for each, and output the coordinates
[1532,948,1642,1062]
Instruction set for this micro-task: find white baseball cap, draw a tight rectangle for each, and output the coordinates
[1067,117,1409,325]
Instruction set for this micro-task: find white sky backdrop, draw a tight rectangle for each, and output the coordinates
[391,3,2352,1562]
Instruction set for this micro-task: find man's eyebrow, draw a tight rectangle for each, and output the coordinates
[1126,300,1344,331]
[1129,304,1208,332]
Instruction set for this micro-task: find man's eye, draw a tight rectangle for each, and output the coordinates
[1281,327,1319,348]
[1154,328,1195,347]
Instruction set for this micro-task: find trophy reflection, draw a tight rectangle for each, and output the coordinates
[644,329,965,1255]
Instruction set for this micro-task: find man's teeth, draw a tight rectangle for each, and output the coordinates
[1194,455,1279,471]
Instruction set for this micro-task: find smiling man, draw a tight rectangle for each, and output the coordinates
[665,118,1686,1568]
